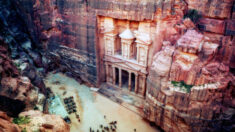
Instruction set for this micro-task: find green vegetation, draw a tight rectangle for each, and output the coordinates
[21,128,27,132]
[13,116,30,125]
[33,105,39,110]
[171,81,193,93]
[184,9,201,23]
[13,62,21,71]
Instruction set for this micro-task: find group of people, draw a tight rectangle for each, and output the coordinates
[64,96,77,114]
[89,116,118,132]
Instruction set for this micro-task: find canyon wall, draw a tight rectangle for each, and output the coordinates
[17,0,234,86]
[144,0,235,132]
[16,0,190,86]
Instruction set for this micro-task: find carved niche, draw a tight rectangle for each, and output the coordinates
[103,17,117,56]
[119,29,135,59]
[134,22,152,66]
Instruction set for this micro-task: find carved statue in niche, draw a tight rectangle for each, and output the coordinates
[119,28,135,59]
[105,37,112,55]
[139,48,146,65]
[123,44,128,59]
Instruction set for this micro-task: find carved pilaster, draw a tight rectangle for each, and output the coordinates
[105,63,109,82]
[128,72,132,91]
[112,66,116,85]
[135,74,138,93]
[119,68,122,88]
[141,76,147,96]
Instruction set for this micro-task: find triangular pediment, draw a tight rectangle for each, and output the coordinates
[108,60,139,71]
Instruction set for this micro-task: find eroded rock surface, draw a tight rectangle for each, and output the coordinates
[19,110,70,132]
[0,42,47,116]
[145,25,234,132]
[0,111,21,132]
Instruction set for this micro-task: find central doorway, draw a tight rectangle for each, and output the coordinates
[121,70,129,89]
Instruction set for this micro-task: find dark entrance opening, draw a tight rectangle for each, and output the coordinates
[115,67,119,86]
[0,95,25,117]
[131,73,135,92]
[121,70,129,89]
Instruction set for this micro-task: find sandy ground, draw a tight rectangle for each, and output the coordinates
[93,92,159,132]
[44,73,159,132]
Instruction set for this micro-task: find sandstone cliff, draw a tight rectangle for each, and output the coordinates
[143,0,235,131]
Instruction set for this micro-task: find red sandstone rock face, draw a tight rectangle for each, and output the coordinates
[186,0,234,19]
[0,46,35,102]
[145,19,234,132]
[0,111,21,132]
[0,43,44,116]
[0,46,19,77]
[151,42,175,77]
[198,18,226,34]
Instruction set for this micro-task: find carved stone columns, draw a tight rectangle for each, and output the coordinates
[119,68,122,88]
[112,66,116,85]
[128,72,132,91]
[135,74,138,93]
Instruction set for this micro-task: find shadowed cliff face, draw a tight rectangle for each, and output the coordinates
[0,0,49,94]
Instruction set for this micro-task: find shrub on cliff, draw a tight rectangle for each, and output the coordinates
[13,116,30,125]
[184,9,201,23]
[171,81,193,93]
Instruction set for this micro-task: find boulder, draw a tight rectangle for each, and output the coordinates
[24,68,36,81]
[0,111,21,132]
[198,18,226,34]
[183,18,195,29]
[19,110,70,132]
[0,77,19,98]
[0,76,33,101]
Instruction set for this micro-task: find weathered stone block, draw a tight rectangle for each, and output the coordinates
[225,20,235,36]
[188,0,233,19]
[198,18,225,34]
[203,32,224,43]
[39,12,52,30]
[232,3,235,19]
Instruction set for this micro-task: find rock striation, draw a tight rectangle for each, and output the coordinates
[144,13,234,132]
